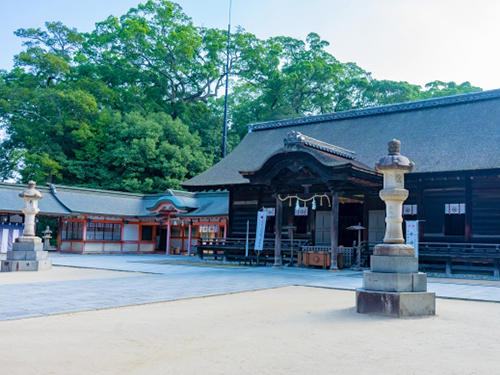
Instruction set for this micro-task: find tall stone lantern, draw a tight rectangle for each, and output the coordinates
[1,181,52,272]
[377,139,414,244]
[20,181,43,237]
[356,140,435,317]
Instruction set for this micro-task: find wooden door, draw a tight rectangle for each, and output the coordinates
[368,210,385,243]
[315,211,331,245]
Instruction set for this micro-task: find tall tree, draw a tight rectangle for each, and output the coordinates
[0,0,484,191]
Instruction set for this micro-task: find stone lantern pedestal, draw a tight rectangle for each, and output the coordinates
[1,182,52,272]
[356,140,435,317]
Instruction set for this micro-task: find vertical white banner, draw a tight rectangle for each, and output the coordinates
[1,229,8,254]
[254,210,267,251]
[405,220,419,257]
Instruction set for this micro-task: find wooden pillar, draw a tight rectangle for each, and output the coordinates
[82,218,88,253]
[227,189,234,237]
[330,191,339,271]
[310,204,316,245]
[446,258,452,275]
[57,218,62,251]
[362,192,369,243]
[187,220,192,256]
[417,179,424,240]
[166,215,171,255]
[274,195,283,268]
[465,175,473,242]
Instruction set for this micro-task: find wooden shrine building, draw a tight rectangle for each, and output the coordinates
[0,183,228,255]
[182,89,500,274]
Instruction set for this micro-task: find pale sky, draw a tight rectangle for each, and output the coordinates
[1,0,500,90]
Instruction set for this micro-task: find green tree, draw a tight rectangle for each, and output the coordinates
[0,0,484,191]
[81,0,231,118]
[421,81,482,99]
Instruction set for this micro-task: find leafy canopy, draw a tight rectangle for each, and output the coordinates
[0,0,482,191]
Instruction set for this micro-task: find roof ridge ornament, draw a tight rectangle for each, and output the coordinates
[283,131,356,160]
[49,183,57,195]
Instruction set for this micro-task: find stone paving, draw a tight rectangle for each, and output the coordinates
[1,253,500,321]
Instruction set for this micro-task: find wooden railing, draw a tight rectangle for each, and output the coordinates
[198,237,309,250]
[359,241,500,277]
[300,246,354,268]
[196,237,311,264]
[419,242,500,257]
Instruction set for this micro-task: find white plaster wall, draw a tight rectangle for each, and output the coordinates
[104,243,121,252]
[123,224,139,241]
[122,243,139,252]
[139,243,154,252]
[85,243,103,252]
[72,242,83,252]
[60,241,71,251]
[171,239,183,249]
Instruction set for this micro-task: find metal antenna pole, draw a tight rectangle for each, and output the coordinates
[222,0,232,159]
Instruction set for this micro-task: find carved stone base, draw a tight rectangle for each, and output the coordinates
[1,235,52,272]
[1,260,52,272]
[357,243,435,317]
[363,271,427,292]
[356,289,436,317]
[373,244,415,256]
[14,236,42,244]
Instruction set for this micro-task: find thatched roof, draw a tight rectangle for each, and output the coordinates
[182,89,500,190]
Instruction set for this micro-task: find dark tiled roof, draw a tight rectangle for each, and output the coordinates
[147,190,198,211]
[179,192,229,217]
[49,184,152,217]
[0,183,228,218]
[0,183,70,215]
[182,89,500,189]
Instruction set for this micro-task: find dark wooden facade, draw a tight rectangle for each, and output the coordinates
[405,169,500,244]
[182,89,500,274]
[227,169,500,246]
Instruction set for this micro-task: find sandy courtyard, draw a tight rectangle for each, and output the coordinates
[1,285,499,375]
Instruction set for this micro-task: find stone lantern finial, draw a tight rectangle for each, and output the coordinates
[376,139,414,173]
[19,181,43,199]
[388,139,401,155]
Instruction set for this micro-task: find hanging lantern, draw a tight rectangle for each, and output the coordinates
[312,198,317,210]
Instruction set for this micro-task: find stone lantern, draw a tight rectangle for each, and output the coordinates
[356,140,435,317]
[43,226,53,251]
[1,181,52,272]
[376,139,414,244]
[19,181,43,237]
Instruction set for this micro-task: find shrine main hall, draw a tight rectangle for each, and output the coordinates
[182,89,500,274]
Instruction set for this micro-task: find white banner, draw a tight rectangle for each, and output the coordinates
[294,207,308,216]
[265,207,275,216]
[405,220,419,257]
[254,210,267,251]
